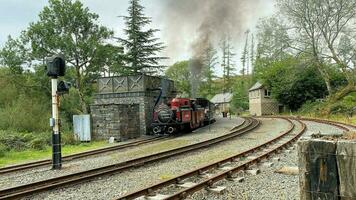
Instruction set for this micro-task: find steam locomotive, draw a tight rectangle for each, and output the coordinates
[151,97,215,135]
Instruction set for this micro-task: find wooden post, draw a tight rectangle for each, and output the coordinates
[298,138,339,200]
[336,140,356,200]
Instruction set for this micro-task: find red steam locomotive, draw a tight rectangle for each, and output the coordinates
[152,97,215,135]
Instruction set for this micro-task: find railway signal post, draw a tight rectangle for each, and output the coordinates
[46,55,66,170]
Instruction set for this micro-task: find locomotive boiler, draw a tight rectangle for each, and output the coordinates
[151,97,215,135]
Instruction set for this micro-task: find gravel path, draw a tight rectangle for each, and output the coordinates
[0,117,243,190]
[28,117,291,200]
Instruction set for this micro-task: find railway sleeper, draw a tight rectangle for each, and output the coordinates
[207,186,226,194]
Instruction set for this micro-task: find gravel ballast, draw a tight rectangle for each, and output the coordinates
[187,119,346,200]
[0,117,244,189]
[5,117,347,200]
[29,117,291,200]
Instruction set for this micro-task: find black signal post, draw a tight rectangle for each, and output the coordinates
[46,54,66,170]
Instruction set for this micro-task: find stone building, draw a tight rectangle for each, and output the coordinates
[90,75,176,140]
[249,82,279,116]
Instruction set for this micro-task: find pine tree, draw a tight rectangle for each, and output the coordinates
[220,36,235,92]
[241,30,249,77]
[202,42,218,98]
[249,34,255,75]
[119,0,166,74]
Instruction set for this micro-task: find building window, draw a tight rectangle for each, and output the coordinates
[264,89,271,97]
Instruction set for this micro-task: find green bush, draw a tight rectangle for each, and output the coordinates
[61,131,79,145]
[0,130,52,152]
[30,138,48,150]
[0,131,28,151]
[0,143,7,157]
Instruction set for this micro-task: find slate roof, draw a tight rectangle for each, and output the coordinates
[210,92,233,104]
[249,81,264,91]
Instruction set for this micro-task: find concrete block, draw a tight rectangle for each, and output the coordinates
[272,157,281,162]
[246,169,261,175]
[247,156,258,160]
[263,148,272,153]
[275,166,299,175]
[262,162,274,167]
[199,173,213,178]
[207,186,226,193]
[145,194,170,200]
[176,182,196,188]
[219,166,233,171]
[227,176,245,182]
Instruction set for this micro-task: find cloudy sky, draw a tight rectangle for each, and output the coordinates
[0,0,276,75]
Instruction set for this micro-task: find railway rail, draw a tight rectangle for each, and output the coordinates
[0,118,247,176]
[298,117,355,131]
[0,136,169,175]
[117,117,305,200]
[0,117,258,199]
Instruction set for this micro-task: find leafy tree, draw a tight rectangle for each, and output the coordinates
[165,61,191,96]
[22,0,118,113]
[278,0,356,96]
[231,76,249,112]
[0,36,27,74]
[255,57,327,110]
[119,0,166,74]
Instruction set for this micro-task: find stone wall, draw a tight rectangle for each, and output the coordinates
[91,104,140,140]
[298,138,356,200]
[91,75,176,139]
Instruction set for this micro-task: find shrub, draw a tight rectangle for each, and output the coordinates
[61,131,79,145]
[30,138,48,150]
[0,143,7,157]
[0,131,29,151]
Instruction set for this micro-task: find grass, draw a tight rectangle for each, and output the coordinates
[343,131,356,140]
[0,141,114,168]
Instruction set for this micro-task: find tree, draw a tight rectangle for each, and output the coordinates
[252,16,291,84]
[278,0,356,96]
[241,30,249,77]
[119,0,166,74]
[201,42,218,98]
[220,36,235,92]
[165,61,191,96]
[250,34,255,75]
[0,36,30,74]
[256,56,328,110]
[23,0,116,113]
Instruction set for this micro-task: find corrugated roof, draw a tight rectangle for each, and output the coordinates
[249,81,264,91]
[210,92,233,104]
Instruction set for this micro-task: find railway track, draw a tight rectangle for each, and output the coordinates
[117,117,305,200]
[0,117,258,199]
[0,136,169,175]
[298,117,355,131]
[0,118,246,176]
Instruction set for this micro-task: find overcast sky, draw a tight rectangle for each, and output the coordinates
[0,0,276,75]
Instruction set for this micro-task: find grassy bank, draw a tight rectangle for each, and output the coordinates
[0,141,114,167]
